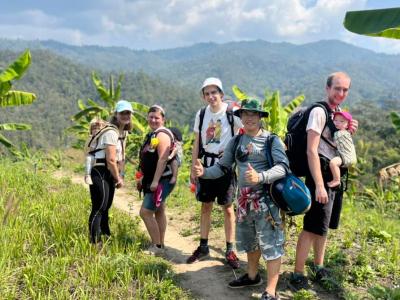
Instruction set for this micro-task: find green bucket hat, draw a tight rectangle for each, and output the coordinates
[233,98,269,118]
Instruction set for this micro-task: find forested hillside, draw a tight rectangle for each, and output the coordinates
[0,50,200,149]
[1,38,399,105]
[1,40,399,177]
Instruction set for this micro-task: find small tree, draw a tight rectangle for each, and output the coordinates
[0,50,37,156]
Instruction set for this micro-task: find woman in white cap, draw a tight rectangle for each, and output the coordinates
[88,100,132,245]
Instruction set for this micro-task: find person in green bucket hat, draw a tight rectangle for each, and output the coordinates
[193,97,289,300]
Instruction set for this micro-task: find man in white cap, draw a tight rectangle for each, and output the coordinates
[187,77,242,268]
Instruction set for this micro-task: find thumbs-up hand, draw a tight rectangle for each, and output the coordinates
[244,163,259,185]
[192,159,204,178]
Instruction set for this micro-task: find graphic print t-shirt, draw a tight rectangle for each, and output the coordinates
[193,103,242,157]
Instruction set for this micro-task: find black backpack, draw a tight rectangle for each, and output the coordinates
[284,101,337,177]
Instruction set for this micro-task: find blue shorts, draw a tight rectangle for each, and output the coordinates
[236,200,285,261]
[142,178,175,211]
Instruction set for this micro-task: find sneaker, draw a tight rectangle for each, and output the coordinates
[186,246,209,264]
[310,265,331,282]
[288,273,310,292]
[225,250,240,269]
[261,291,280,300]
[144,245,164,257]
[228,273,263,289]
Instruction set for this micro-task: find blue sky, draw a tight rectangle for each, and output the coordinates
[1,0,399,53]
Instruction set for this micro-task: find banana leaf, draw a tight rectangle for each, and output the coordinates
[0,90,36,107]
[0,133,15,148]
[284,94,305,113]
[232,85,249,101]
[72,107,107,121]
[390,112,400,131]
[0,123,32,131]
[0,81,12,96]
[91,72,112,105]
[0,50,31,82]
[344,8,400,39]
[77,99,87,110]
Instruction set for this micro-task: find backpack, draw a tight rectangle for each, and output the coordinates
[284,101,337,177]
[265,135,311,216]
[197,100,238,162]
[85,123,121,156]
[139,127,176,191]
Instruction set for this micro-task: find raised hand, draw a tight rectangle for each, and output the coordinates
[244,163,259,185]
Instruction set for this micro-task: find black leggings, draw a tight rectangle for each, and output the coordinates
[89,166,115,243]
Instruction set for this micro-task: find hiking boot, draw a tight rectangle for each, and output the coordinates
[261,291,280,300]
[228,273,263,289]
[310,265,331,282]
[225,250,240,269]
[186,246,209,264]
[288,273,310,292]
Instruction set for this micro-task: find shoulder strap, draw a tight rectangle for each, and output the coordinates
[309,102,337,149]
[198,107,207,155]
[226,110,235,137]
[231,133,243,155]
[154,128,175,146]
[86,124,119,153]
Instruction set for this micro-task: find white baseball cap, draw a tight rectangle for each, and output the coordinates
[201,77,224,94]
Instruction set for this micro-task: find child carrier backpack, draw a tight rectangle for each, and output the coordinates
[284,101,337,177]
[85,123,121,156]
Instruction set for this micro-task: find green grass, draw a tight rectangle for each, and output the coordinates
[0,160,190,299]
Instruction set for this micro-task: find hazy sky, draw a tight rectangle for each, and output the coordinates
[1,0,400,54]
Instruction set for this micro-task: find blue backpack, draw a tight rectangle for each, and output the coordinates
[265,135,311,216]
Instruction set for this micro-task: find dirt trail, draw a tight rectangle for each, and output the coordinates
[61,171,337,300]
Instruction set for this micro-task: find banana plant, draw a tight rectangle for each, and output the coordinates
[68,72,150,156]
[231,85,305,137]
[0,50,36,155]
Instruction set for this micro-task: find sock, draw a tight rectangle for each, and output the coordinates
[200,238,208,250]
[226,242,233,252]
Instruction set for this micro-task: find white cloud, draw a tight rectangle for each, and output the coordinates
[1,0,398,54]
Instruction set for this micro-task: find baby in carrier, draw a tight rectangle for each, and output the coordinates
[328,111,357,188]
[167,127,183,184]
[84,118,107,185]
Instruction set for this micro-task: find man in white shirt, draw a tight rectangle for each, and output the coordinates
[187,77,242,268]
[289,72,358,291]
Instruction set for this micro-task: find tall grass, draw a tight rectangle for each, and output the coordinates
[0,160,190,299]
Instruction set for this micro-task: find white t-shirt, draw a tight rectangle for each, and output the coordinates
[193,103,242,159]
[306,106,337,160]
[93,130,123,162]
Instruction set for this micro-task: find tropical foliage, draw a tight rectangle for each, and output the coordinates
[68,72,150,157]
[0,50,36,155]
[344,7,400,39]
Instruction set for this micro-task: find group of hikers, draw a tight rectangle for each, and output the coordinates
[84,71,358,300]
